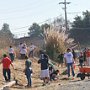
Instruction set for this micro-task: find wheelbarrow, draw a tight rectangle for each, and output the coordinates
[77,66,90,80]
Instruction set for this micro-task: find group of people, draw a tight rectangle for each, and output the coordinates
[0,47,75,87]
[1,44,90,88]
[79,48,90,67]
[0,53,33,87]
[19,42,36,59]
[8,42,36,62]
[38,48,78,85]
[0,42,36,87]
[0,49,59,87]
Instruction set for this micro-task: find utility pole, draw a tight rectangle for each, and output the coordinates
[59,0,70,31]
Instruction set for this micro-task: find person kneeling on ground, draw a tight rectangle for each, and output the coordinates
[50,70,59,81]
[24,56,33,88]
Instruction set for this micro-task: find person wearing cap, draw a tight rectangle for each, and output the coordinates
[64,48,75,79]
[0,54,14,82]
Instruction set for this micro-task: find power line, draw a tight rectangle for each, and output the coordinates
[0,8,59,21]
[11,15,63,37]
[13,27,90,34]
[11,15,61,31]
[14,14,88,35]
[12,15,90,33]
[0,0,44,14]
[13,25,90,38]
[67,12,82,14]
[0,0,56,15]
[9,12,90,36]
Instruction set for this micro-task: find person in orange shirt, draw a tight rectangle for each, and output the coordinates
[86,49,90,66]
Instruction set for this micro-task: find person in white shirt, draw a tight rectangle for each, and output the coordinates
[20,46,27,59]
[9,46,15,62]
[28,43,36,58]
[64,48,75,78]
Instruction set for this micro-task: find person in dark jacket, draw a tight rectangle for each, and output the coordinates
[57,53,64,67]
[72,49,76,61]
[79,52,84,67]
[38,50,49,86]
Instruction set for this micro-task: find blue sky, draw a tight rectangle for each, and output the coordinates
[0,0,90,37]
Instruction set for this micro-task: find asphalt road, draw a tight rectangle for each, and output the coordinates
[57,79,90,90]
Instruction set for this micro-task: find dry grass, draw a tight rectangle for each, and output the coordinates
[44,26,74,60]
[0,57,80,90]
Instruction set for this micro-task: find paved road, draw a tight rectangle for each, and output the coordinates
[57,79,90,90]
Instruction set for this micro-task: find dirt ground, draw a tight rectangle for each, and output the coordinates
[0,57,86,90]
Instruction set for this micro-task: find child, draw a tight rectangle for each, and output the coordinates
[24,56,32,87]
[50,70,59,81]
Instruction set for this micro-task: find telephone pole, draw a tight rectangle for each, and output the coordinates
[59,0,71,31]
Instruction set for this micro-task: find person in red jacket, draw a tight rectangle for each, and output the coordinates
[0,54,14,82]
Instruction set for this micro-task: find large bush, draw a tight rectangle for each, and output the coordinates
[44,26,74,60]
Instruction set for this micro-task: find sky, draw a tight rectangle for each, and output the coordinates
[0,0,90,38]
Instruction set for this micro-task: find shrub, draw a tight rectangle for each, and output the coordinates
[44,26,74,61]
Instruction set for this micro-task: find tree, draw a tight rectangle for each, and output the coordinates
[83,11,90,27]
[41,23,50,34]
[0,23,14,38]
[69,10,90,45]
[0,23,14,48]
[28,23,41,37]
[28,22,50,37]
